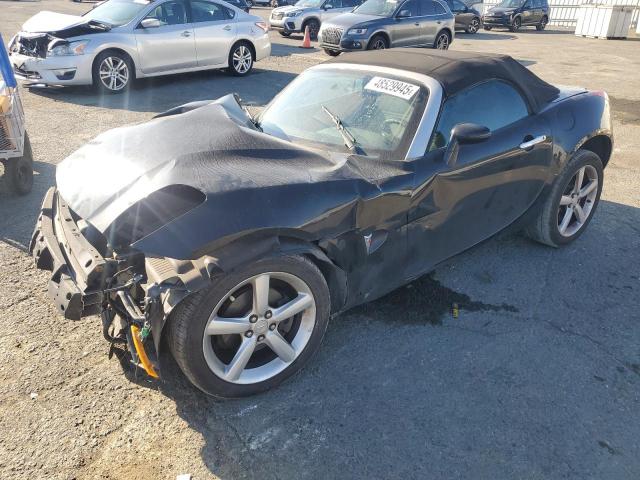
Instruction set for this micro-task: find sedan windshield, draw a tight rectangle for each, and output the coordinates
[353,0,400,16]
[259,69,428,158]
[496,0,524,7]
[83,0,152,27]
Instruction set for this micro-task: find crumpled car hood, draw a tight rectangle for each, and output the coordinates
[21,11,84,33]
[56,102,356,234]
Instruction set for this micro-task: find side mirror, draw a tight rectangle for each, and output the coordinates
[397,9,411,17]
[444,123,491,167]
[324,3,333,9]
[140,18,162,28]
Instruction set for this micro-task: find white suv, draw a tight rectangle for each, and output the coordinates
[269,0,363,39]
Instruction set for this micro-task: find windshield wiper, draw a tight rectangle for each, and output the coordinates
[321,105,362,154]
[234,93,262,131]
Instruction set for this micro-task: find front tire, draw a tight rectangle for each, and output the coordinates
[168,255,331,398]
[227,42,254,76]
[526,149,603,247]
[279,30,292,37]
[510,16,521,31]
[484,25,493,30]
[92,50,133,94]
[3,132,33,195]
[303,19,320,40]
[367,34,389,50]
[466,17,480,33]
[434,30,451,49]
[324,49,341,56]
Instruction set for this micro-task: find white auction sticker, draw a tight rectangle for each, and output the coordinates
[364,76,419,100]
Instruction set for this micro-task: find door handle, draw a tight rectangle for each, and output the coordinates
[519,135,546,150]
[223,25,232,31]
[181,30,191,37]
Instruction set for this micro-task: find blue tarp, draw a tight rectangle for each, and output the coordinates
[0,34,17,88]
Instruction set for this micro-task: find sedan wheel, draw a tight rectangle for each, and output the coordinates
[94,54,132,94]
[466,17,480,33]
[229,44,253,76]
[435,32,450,49]
[168,255,331,397]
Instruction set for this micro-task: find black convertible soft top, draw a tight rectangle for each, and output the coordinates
[326,49,560,112]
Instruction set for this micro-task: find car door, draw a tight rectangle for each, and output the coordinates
[531,0,543,23]
[190,0,237,67]
[134,0,197,74]
[391,0,422,47]
[449,0,470,29]
[406,80,553,276]
[519,0,535,24]
[419,0,446,44]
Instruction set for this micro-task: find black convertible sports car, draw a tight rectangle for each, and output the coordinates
[30,50,612,397]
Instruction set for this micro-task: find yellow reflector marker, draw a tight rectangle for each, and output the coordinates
[131,325,159,378]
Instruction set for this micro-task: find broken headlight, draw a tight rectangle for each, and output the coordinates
[48,40,89,57]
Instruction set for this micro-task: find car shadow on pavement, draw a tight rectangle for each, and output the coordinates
[26,68,298,114]
[457,32,517,40]
[135,198,640,480]
[270,42,322,56]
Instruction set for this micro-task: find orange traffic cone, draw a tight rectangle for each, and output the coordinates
[300,26,312,49]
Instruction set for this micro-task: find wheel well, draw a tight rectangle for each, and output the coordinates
[368,32,390,47]
[303,17,320,27]
[231,39,256,60]
[92,48,136,79]
[438,28,452,40]
[580,135,612,167]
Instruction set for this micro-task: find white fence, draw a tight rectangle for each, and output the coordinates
[474,0,640,27]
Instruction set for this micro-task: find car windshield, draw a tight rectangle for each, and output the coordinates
[259,69,428,158]
[83,0,152,27]
[496,0,524,7]
[353,0,400,16]
[295,0,324,7]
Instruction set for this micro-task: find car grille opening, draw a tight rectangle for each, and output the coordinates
[322,27,343,45]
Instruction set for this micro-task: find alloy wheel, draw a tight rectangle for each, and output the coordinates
[556,165,599,237]
[232,45,253,74]
[202,271,317,384]
[372,38,386,49]
[468,18,480,33]
[99,56,129,92]
[436,33,449,49]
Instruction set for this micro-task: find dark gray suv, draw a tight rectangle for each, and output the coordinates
[318,0,455,55]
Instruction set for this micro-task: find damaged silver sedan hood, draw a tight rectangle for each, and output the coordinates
[21,11,85,33]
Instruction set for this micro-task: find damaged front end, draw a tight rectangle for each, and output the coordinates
[29,187,206,379]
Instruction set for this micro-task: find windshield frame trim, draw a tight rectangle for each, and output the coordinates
[306,63,443,160]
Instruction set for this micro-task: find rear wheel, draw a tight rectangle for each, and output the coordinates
[227,42,254,76]
[526,149,603,247]
[3,132,33,195]
[434,30,451,49]
[536,15,548,30]
[92,50,133,94]
[303,19,320,40]
[466,17,480,33]
[510,16,521,31]
[168,255,331,398]
[367,34,389,50]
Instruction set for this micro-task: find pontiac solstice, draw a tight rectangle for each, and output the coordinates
[30,50,612,397]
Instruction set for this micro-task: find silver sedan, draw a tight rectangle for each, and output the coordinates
[8,0,271,94]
